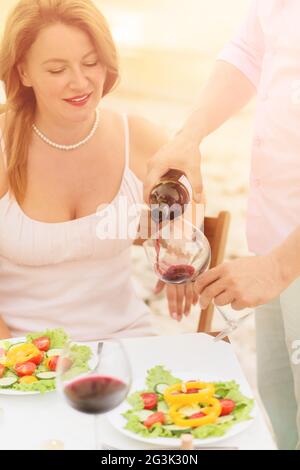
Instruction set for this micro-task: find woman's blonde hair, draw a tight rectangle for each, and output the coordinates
[0,0,119,203]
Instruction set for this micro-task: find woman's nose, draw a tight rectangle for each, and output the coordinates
[69,67,89,90]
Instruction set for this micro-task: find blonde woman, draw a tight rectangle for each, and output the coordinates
[0,0,198,341]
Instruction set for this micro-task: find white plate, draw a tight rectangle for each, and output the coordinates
[107,370,257,448]
[0,336,95,396]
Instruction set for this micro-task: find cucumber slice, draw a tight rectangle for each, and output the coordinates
[134,410,153,421]
[154,383,169,395]
[0,377,18,387]
[157,401,169,413]
[163,424,192,434]
[36,371,57,380]
[216,415,234,424]
[46,349,63,357]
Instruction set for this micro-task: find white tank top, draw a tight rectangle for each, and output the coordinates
[0,114,154,341]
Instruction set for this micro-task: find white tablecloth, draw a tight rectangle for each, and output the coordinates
[0,333,276,450]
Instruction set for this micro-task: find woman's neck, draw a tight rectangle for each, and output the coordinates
[33,108,97,146]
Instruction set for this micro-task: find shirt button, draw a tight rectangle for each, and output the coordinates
[253,178,261,188]
[254,137,263,147]
[268,44,277,56]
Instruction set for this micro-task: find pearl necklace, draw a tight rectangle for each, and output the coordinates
[32,107,100,151]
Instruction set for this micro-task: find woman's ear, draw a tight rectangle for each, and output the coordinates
[17,62,32,87]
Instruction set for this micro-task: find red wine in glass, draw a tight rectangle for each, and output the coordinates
[64,375,128,414]
[154,237,196,283]
[157,264,195,283]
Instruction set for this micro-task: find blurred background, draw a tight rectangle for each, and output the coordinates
[0,0,258,387]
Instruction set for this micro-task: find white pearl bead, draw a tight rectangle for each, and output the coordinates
[32,108,100,151]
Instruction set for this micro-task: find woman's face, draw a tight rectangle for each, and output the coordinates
[19,22,106,123]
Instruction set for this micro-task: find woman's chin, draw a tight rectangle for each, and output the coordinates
[60,104,98,122]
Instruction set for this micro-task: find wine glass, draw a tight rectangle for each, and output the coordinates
[143,220,211,284]
[56,339,132,450]
[143,219,253,339]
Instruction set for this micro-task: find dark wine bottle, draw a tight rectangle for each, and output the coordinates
[149,169,191,224]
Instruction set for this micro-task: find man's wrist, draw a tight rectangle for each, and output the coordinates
[176,110,208,145]
[270,246,296,288]
[177,125,205,146]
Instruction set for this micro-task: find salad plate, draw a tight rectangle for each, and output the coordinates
[0,328,93,395]
[107,366,256,447]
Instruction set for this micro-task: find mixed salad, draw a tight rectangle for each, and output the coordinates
[0,328,92,393]
[123,366,254,440]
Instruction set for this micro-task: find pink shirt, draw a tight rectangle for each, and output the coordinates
[218,0,300,255]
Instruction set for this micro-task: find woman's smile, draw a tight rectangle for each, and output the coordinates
[63,92,93,107]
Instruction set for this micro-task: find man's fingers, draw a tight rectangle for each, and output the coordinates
[231,299,245,311]
[186,165,203,204]
[195,267,221,295]
[143,162,168,202]
[214,291,234,307]
[199,279,226,309]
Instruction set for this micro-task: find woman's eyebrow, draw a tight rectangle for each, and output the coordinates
[42,50,96,65]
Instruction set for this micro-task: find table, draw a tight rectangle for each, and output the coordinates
[0,333,276,450]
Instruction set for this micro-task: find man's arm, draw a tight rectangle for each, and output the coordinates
[179,60,256,145]
[196,226,300,310]
[144,0,264,202]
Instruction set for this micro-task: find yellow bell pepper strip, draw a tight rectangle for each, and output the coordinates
[164,381,215,405]
[3,343,41,368]
[169,397,222,427]
[19,376,38,384]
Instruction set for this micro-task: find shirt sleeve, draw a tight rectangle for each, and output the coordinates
[217,0,264,88]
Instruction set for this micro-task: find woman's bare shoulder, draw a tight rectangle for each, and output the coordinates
[127,114,169,181]
[128,114,169,155]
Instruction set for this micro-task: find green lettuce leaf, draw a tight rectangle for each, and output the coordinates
[145,365,180,391]
[125,415,173,438]
[12,379,56,393]
[26,328,68,349]
[127,392,145,411]
[192,421,233,439]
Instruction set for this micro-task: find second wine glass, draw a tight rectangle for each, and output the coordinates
[56,339,132,449]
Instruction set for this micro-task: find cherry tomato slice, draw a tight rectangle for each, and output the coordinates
[144,411,166,428]
[141,392,158,410]
[219,399,236,416]
[30,351,44,365]
[189,412,206,419]
[14,361,37,377]
[47,355,59,372]
[32,337,50,352]
[0,348,6,357]
[0,364,5,378]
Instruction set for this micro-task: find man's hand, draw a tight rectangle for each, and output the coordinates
[195,254,289,310]
[143,133,203,204]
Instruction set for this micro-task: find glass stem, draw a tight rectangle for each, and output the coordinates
[94,414,101,450]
